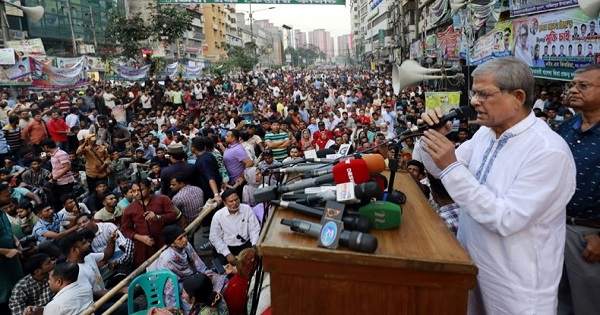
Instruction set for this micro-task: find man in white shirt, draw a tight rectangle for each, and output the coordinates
[102,87,116,109]
[23,262,94,315]
[59,230,128,315]
[419,57,576,314]
[209,189,261,266]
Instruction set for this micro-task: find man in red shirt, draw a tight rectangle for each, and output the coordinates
[46,110,71,151]
[21,110,48,154]
[56,91,71,114]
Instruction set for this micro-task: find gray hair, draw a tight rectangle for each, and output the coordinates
[472,57,535,108]
[574,64,600,75]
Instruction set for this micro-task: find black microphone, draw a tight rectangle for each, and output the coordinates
[280,218,378,253]
[267,157,335,169]
[400,106,476,136]
[271,200,371,233]
[282,182,383,205]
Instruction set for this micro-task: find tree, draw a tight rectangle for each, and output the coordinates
[98,13,150,61]
[98,5,192,62]
[213,44,257,74]
[148,3,193,45]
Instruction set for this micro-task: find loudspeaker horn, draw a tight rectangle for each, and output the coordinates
[4,2,44,23]
[450,0,470,15]
[579,0,600,18]
[392,62,463,95]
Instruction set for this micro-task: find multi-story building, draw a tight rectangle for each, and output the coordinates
[338,34,354,57]
[202,4,227,62]
[20,0,125,55]
[308,29,334,58]
[294,30,307,48]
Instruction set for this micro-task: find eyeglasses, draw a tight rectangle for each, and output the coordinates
[519,33,527,38]
[566,82,596,91]
[468,90,507,102]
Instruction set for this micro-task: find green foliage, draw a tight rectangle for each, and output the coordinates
[284,45,326,67]
[98,4,193,62]
[211,44,258,73]
[98,13,150,61]
[148,3,194,45]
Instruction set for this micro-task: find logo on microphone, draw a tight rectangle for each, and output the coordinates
[346,168,355,183]
[320,221,337,247]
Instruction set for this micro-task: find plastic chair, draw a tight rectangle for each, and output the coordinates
[127,269,180,315]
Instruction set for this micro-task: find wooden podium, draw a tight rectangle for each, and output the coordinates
[258,171,477,314]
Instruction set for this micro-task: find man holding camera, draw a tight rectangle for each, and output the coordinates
[76,133,109,192]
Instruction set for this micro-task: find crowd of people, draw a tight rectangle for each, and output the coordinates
[0,59,598,315]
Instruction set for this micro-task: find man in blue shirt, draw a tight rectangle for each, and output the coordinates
[240,96,254,122]
[32,203,78,257]
[556,64,600,315]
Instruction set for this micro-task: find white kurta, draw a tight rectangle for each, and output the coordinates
[420,112,576,315]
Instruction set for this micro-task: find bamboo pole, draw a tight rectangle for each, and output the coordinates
[82,199,219,315]
[101,293,129,315]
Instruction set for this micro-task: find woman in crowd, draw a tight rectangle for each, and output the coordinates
[150,225,227,312]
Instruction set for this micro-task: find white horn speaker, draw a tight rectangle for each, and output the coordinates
[4,3,45,23]
[392,60,464,95]
[579,0,600,18]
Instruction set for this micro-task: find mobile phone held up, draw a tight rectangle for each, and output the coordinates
[212,258,226,275]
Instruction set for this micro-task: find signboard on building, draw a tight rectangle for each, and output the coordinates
[510,0,578,17]
[512,7,599,81]
[159,0,345,4]
[0,48,15,65]
[5,38,45,56]
[378,30,385,47]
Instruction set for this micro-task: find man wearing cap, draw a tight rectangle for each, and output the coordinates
[532,92,549,111]
[160,142,199,198]
[312,121,332,143]
[76,133,109,192]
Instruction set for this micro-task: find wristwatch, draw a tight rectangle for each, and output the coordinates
[156,215,162,220]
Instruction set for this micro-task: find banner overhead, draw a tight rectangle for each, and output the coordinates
[510,0,578,17]
[157,0,345,4]
[512,8,599,81]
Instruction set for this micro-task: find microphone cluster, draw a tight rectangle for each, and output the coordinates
[255,153,407,254]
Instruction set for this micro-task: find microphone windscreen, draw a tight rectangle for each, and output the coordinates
[358,201,402,230]
[345,230,378,253]
[362,154,386,173]
[355,182,384,201]
[332,159,370,185]
[369,173,388,193]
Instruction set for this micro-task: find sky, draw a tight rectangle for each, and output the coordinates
[236,4,352,38]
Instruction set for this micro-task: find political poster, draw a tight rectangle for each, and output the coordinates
[158,0,346,4]
[468,21,513,65]
[163,62,179,77]
[0,48,15,65]
[56,57,83,68]
[512,8,599,81]
[0,57,33,85]
[31,57,90,89]
[436,26,462,62]
[84,56,105,72]
[510,0,578,17]
[5,38,45,56]
[182,64,202,79]
[410,41,423,60]
[424,34,437,58]
[116,64,149,81]
[423,0,448,31]
[424,92,461,112]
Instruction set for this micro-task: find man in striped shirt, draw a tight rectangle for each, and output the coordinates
[264,119,290,162]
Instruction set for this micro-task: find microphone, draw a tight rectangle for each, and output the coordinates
[283,182,383,205]
[254,159,371,203]
[280,218,378,253]
[272,164,332,174]
[400,106,476,136]
[355,201,402,230]
[271,200,371,233]
[267,157,334,169]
